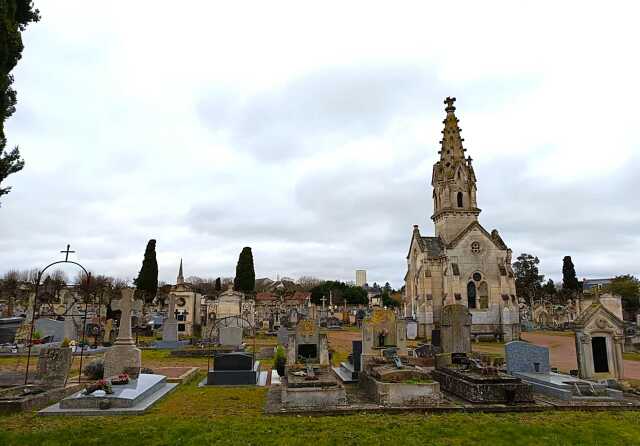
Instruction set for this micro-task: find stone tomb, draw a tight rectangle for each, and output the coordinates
[505,341,622,401]
[103,289,142,378]
[440,304,472,354]
[572,301,625,380]
[281,320,346,409]
[432,352,533,404]
[359,348,441,407]
[361,308,407,364]
[206,352,260,386]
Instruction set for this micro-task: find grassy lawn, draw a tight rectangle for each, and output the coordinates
[1,374,639,445]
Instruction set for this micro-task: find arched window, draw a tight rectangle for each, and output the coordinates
[467,281,477,309]
[457,192,463,208]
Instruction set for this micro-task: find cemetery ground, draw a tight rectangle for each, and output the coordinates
[2,330,640,445]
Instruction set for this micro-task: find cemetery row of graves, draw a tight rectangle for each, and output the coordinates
[1,282,639,421]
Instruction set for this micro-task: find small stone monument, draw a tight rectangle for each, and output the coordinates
[286,319,329,366]
[361,308,407,361]
[103,288,142,378]
[162,294,178,343]
[36,346,73,388]
[440,304,472,354]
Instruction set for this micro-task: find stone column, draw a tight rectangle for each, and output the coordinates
[162,293,178,343]
[103,288,142,378]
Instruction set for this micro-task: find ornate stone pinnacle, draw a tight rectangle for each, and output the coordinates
[444,96,456,113]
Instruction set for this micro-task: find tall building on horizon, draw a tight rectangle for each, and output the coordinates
[355,269,367,287]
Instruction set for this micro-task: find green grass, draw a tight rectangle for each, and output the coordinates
[1,375,639,445]
[624,352,640,362]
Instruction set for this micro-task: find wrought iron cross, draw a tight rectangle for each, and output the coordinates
[60,244,75,261]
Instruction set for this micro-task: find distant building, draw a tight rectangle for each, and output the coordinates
[582,278,613,294]
[356,270,367,287]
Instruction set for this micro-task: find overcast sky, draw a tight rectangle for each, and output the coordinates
[1,2,639,288]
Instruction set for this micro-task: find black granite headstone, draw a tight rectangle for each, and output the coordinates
[214,352,253,371]
[352,340,362,372]
[431,329,441,347]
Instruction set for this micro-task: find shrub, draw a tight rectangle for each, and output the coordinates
[83,358,104,380]
[274,346,286,377]
[32,330,42,340]
[61,337,71,347]
[141,367,154,374]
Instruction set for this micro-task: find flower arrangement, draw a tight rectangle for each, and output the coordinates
[83,379,113,395]
[110,373,130,385]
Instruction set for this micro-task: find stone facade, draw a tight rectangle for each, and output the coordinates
[403,97,519,341]
[170,260,203,337]
[573,300,625,380]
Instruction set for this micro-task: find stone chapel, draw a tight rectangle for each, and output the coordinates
[403,97,520,341]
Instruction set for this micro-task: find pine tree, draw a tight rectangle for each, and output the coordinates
[215,277,221,291]
[0,1,39,204]
[134,239,158,303]
[562,256,579,292]
[234,247,255,293]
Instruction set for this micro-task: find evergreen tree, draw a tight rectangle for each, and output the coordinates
[542,279,557,297]
[134,239,158,303]
[512,253,544,305]
[215,277,221,291]
[562,256,579,292]
[0,1,39,204]
[234,247,255,293]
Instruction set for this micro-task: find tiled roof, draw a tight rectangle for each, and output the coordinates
[421,236,444,257]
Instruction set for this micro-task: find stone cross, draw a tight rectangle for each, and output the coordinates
[320,296,327,311]
[111,288,142,346]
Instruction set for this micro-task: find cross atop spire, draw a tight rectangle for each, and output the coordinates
[177,258,184,285]
[444,96,456,113]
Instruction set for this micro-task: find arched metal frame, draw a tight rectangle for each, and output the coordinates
[24,253,92,386]
[206,315,256,372]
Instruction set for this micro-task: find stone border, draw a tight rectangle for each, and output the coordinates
[154,366,200,384]
[0,383,84,414]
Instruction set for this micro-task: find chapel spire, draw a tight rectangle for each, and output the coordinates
[438,97,467,164]
[177,258,184,285]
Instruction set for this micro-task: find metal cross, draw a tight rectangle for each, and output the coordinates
[60,244,75,261]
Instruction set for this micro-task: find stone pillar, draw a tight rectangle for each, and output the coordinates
[104,288,142,379]
[162,294,178,343]
[613,335,625,379]
[319,333,329,366]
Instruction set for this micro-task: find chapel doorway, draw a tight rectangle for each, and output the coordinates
[467,282,477,309]
[592,336,609,373]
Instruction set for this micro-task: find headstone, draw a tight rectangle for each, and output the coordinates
[287,319,329,366]
[162,294,178,343]
[351,340,362,372]
[36,346,73,388]
[440,304,472,354]
[431,329,441,347]
[505,341,550,374]
[63,316,77,341]
[214,352,253,370]
[219,326,243,347]
[277,325,289,346]
[103,288,142,378]
[35,318,65,342]
[406,320,418,340]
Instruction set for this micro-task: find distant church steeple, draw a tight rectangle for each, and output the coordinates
[177,258,184,285]
[431,97,480,243]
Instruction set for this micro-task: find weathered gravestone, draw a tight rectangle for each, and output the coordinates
[406,320,418,340]
[35,318,65,343]
[277,325,289,346]
[36,346,73,388]
[287,319,329,366]
[219,326,243,348]
[103,288,143,378]
[162,293,178,343]
[505,341,550,374]
[440,304,472,354]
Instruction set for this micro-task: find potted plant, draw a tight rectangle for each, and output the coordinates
[32,330,43,345]
[274,346,286,377]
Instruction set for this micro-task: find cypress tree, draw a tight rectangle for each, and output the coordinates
[234,247,255,293]
[215,277,221,291]
[562,256,579,292]
[0,1,39,204]
[134,239,158,303]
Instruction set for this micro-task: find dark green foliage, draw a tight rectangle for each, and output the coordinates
[215,277,221,291]
[542,279,556,296]
[381,290,399,307]
[562,256,580,292]
[310,281,368,305]
[234,247,255,293]
[274,346,286,376]
[603,275,640,313]
[0,0,39,203]
[134,239,158,303]
[512,253,544,305]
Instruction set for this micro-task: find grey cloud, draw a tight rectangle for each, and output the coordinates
[198,65,442,161]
